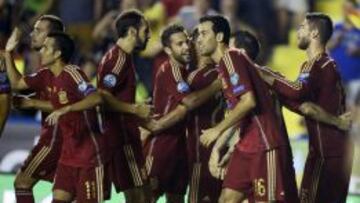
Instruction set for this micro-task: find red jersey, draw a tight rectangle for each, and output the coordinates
[152,59,190,135]
[0,70,10,94]
[50,65,105,167]
[271,53,350,157]
[186,64,223,161]
[24,68,60,147]
[97,45,138,149]
[218,49,287,152]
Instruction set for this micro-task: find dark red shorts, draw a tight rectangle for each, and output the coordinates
[223,146,299,202]
[144,135,188,196]
[53,163,109,203]
[109,144,148,192]
[20,143,60,182]
[299,151,353,203]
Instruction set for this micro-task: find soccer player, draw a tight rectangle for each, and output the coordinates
[4,15,65,203]
[38,32,106,203]
[0,56,10,137]
[186,28,224,203]
[96,10,152,203]
[260,13,354,203]
[141,24,221,203]
[197,15,299,203]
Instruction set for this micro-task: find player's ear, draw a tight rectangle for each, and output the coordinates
[128,27,137,38]
[54,50,62,60]
[164,46,172,55]
[216,32,224,43]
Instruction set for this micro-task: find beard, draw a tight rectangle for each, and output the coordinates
[173,52,191,65]
[297,37,309,50]
[133,35,148,53]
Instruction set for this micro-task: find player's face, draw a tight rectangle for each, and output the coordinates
[197,22,218,56]
[39,37,59,66]
[30,20,50,51]
[134,20,150,52]
[168,32,191,64]
[297,19,311,50]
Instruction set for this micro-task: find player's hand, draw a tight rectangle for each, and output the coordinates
[208,146,227,180]
[139,126,151,145]
[259,69,276,85]
[200,127,221,147]
[45,106,71,125]
[5,27,22,52]
[337,111,352,131]
[134,103,152,119]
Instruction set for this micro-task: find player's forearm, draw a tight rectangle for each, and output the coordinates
[100,90,137,114]
[214,92,255,134]
[182,79,221,111]
[4,52,25,90]
[0,94,10,137]
[30,99,54,112]
[147,105,187,134]
[299,102,340,127]
[68,92,103,112]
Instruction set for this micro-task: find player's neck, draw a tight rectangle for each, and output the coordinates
[306,42,325,61]
[212,44,228,64]
[116,38,134,54]
[169,56,186,68]
[49,60,65,76]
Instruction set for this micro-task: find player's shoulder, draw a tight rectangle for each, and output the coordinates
[63,65,86,83]
[317,54,336,69]
[101,45,127,65]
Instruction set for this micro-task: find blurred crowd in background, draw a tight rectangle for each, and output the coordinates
[0,0,360,139]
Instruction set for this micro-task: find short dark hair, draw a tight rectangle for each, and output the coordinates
[114,9,144,38]
[38,15,65,32]
[161,24,186,47]
[47,32,75,63]
[231,30,260,60]
[199,15,231,45]
[305,12,333,44]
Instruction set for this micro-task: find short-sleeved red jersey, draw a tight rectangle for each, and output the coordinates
[152,59,190,135]
[271,53,350,157]
[186,64,224,160]
[50,65,105,167]
[97,45,138,149]
[218,49,287,152]
[24,68,60,147]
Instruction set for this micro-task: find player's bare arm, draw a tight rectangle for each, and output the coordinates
[46,91,103,125]
[200,91,255,147]
[99,88,151,119]
[142,104,187,134]
[299,102,352,131]
[182,79,222,111]
[13,95,53,112]
[4,28,29,91]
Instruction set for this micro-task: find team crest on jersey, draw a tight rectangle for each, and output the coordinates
[103,74,117,88]
[177,81,190,93]
[58,91,69,104]
[230,73,239,86]
[78,81,88,92]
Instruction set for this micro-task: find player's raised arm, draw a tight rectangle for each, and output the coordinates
[4,28,30,90]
